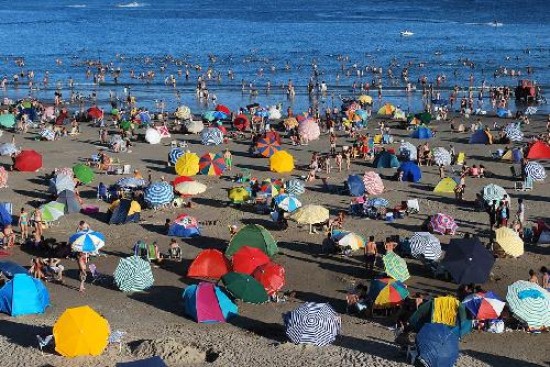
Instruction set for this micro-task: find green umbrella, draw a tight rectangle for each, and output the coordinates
[0,114,16,128]
[40,201,65,222]
[73,164,95,184]
[111,108,120,116]
[226,224,278,257]
[21,100,32,109]
[114,256,154,292]
[222,272,268,304]
[383,252,410,282]
[416,112,432,124]
[120,120,132,131]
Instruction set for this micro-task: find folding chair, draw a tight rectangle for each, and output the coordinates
[36,335,53,356]
[406,199,420,214]
[108,330,127,354]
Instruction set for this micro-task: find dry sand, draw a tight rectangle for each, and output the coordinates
[0,112,549,367]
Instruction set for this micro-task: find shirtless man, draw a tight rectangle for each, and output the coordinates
[364,236,377,276]
[77,252,87,292]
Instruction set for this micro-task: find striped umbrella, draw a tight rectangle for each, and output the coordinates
[54,174,75,194]
[462,291,505,321]
[201,127,223,145]
[0,143,18,156]
[495,227,524,257]
[399,141,417,161]
[40,201,65,222]
[40,129,56,141]
[260,181,280,197]
[365,197,389,208]
[114,256,154,292]
[168,147,184,165]
[174,181,207,196]
[506,280,550,328]
[409,232,442,261]
[144,182,174,207]
[117,177,147,188]
[256,136,281,158]
[69,230,105,253]
[433,147,452,166]
[363,171,384,195]
[284,302,341,346]
[199,153,226,176]
[430,213,458,235]
[274,194,302,212]
[524,161,546,181]
[383,252,410,282]
[482,184,507,203]
[285,179,305,196]
[369,278,410,308]
[503,124,524,142]
[331,230,366,251]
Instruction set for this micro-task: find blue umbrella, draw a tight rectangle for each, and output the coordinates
[202,111,217,122]
[346,175,365,197]
[200,127,223,145]
[285,179,305,195]
[69,230,106,253]
[116,177,147,188]
[0,261,27,278]
[144,182,174,208]
[213,111,227,120]
[274,194,302,212]
[168,147,184,165]
[416,323,459,367]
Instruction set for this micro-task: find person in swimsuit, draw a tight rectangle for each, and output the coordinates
[18,207,29,241]
[31,208,43,237]
[223,149,233,171]
[364,236,377,277]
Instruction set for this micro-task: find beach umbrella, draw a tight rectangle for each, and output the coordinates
[233,114,250,131]
[87,106,103,120]
[290,205,329,224]
[433,147,452,166]
[69,230,106,253]
[222,272,269,304]
[429,213,458,235]
[358,94,373,105]
[175,152,200,176]
[298,120,321,141]
[253,262,285,296]
[462,291,505,321]
[182,282,238,323]
[399,141,417,161]
[57,189,81,214]
[53,305,110,357]
[524,161,546,181]
[415,112,433,124]
[119,120,133,131]
[53,174,75,194]
[40,129,55,141]
[39,201,65,222]
[174,105,192,120]
[409,232,442,261]
[215,104,231,115]
[72,164,94,184]
[482,184,507,203]
[144,128,161,144]
[228,186,250,203]
[274,194,302,212]
[172,175,193,186]
[114,256,154,292]
[201,127,224,145]
[0,274,50,317]
[0,167,7,188]
[256,136,281,157]
[144,181,174,208]
[0,261,27,279]
[0,143,18,156]
[331,230,366,251]
[168,147,184,165]
[259,180,280,197]
[377,103,396,116]
[232,246,270,275]
[174,180,207,196]
[184,120,204,134]
[116,177,147,188]
[503,124,524,142]
[285,179,305,195]
[369,278,410,308]
[284,302,341,346]
[495,227,524,257]
[346,175,365,197]
[283,117,299,129]
[506,280,550,328]
[442,238,495,284]
[363,171,384,195]
[168,213,200,237]
[382,252,410,282]
[14,150,42,172]
[226,224,278,257]
[199,153,226,176]
[270,150,294,173]
[0,114,16,128]
[268,107,282,120]
[155,125,171,139]
[188,249,231,280]
[365,197,389,208]
[416,323,459,367]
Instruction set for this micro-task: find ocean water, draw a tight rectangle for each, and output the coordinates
[0,0,548,114]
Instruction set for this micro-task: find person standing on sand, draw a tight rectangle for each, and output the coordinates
[364,236,377,277]
[77,252,87,292]
[223,149,232,171]
[18,207,29,242]
[31,208,43,237]
[335,151,343,172]
[516,198,525,225]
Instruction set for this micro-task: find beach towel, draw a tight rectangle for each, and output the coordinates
[432,296,459,327]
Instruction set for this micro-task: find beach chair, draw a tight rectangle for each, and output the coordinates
[406,199,420,214]
[36,334,53,356]
[88,264,110,285]
[108,330,127,354]
[514,177,533,191]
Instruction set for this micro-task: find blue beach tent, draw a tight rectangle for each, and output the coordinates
[399,161,422,182]
[0,274,50,316]
[410,126,433,139]
[373,151,400,169]
[469,129,489,144]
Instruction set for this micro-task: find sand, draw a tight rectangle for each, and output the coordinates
[0,112,549,367]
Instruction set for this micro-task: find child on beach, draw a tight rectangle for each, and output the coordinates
[18,207,29,242]
[335,151,343,172]
[223,149,232,171]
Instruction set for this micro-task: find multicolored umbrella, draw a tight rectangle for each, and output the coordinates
[253,262,285,296]
[201,127,224,145]
[72,164,94,184]
[433,147,452,166]
[174,180,207,196]
[114,256,154,292]
[221,272,269,304]
[256,136,281,157]
[285,179,305,195]
[39,201,65,222]
[382,252,410,282]
[363,171,384,195]
[495,227,524,257]
[168,147,184,165]
[290,205,329,224]
[482,184,507,203]
[69,230,105,253]
[409,232,442,261]
[462,291,505,320]
[369,278,410,309]
[524,161,546,181]
[215,104,231,116]
[331,230,366,251]
[259,181,281,197]
[199,153,226,176]
[274,194,302,212]
[429,213,458,235]
[144,181,174,207]
[506,280,550,328]
[284,302,341,346]
[228,186,250,203]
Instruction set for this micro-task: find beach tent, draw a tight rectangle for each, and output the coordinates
[226,224,278,257]
[175,153,200,176]
[442,238,495,284]
[283,302,341,346]
[399,161,422,182]
[409,296,472,338]
[232,246,270,275]
[469,129,490,144]
[188,249,231,279]
[253,262,286,296]
[410,126,433,139]
[221,272,269,304]
[109,199,141,225]
[433,177,457,194]
[416,323,459,367]
[0,274,50,316]
[538,231,550,246]
[57,189,81,214]
[183,282,238,323]
[270,150,294,173]
[0,205,12,227]
[14,150,42,172]
[0,261,27,279]
[53,305,110,357]
[168,214,200,238]
[501,148,523,163]
[346,175,365,197]
[373,151,399,168]
[117,357,167,367]
[526,141,550,160]
[377,103,396,116]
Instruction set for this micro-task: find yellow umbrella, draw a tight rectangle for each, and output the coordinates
[377,103,396,116]
[53,305,110,357]
[358,94,373,104]
[290,204,329,224]
[174,181,207,195]
[283,117,299,129]
[229,186,250,203]
[175,152,200,176]
[495,227,524,257]
[270,150,294,173]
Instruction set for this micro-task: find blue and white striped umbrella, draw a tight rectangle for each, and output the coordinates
[0,143,18,156]
[114,256,155,292]
[409,232,442,261]
[40,129,55,141]
[53,174,75,194]
[274,194,302,212]
[433,147,452,166]
[506,280,550,328]
[201,127,223,145]
[144,181,174,207]
[69,230,106,253]
[365,197,389,208]
[503,124,524,142]
[524,161,546,181]
[285,179,305,195]
[116,177,147,188]
[168,147,184,165]
[284,302,341,346]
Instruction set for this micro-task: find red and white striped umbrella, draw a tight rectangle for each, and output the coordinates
[430,213,458,235]
[363,171,384,195]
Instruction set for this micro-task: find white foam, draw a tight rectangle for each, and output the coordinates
[67,4,87,8]
[116,2,147,8]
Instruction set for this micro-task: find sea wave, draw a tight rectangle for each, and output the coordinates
[67,4,87,8]
[116,2,148,8]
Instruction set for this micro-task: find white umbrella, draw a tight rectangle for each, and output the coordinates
[145,128,161,144]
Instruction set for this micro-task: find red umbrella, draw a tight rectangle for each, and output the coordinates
[14,150,42,172]
[234,114,250,131]
[232,246,270,275]
[253,262,285,295]
[172,176,193,186]
[215,104,231,116]
[87,106,103,119]
[188,249,231,279]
